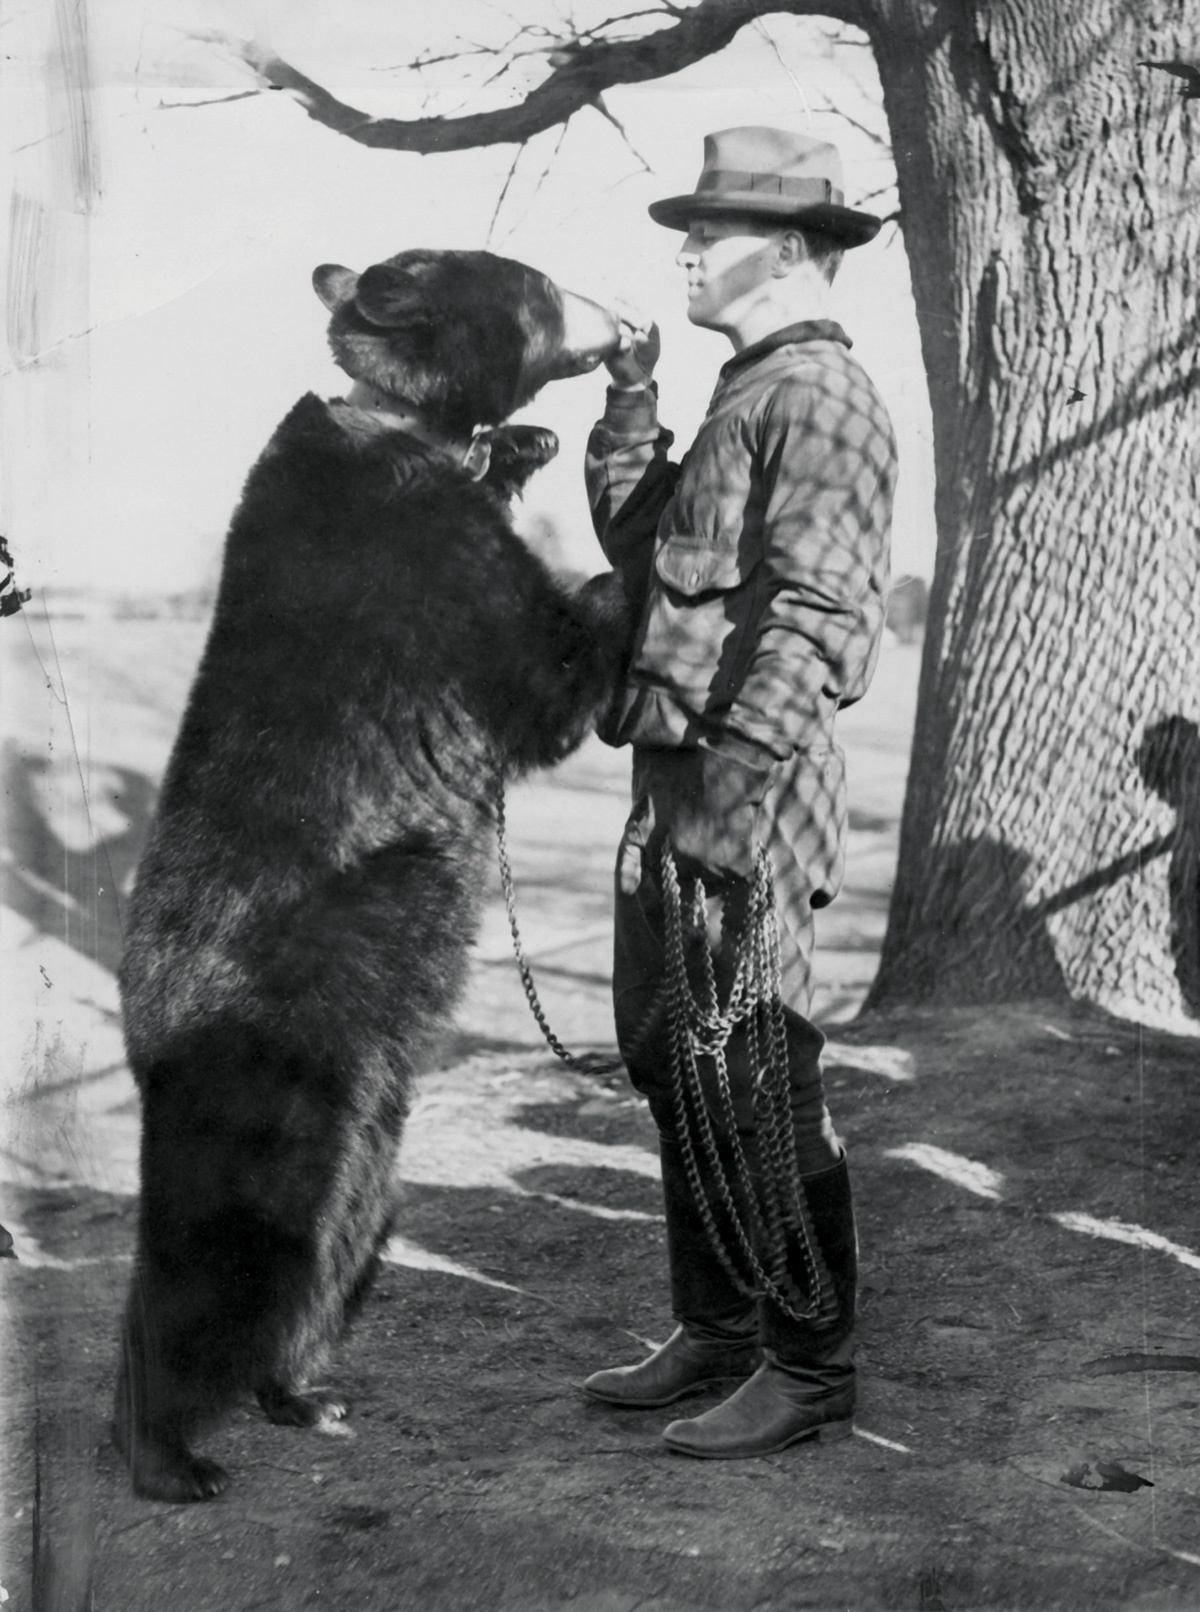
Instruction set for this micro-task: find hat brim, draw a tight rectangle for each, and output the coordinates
[647,192,881,247]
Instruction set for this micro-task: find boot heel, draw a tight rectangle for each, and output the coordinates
[816,1417,854,1444]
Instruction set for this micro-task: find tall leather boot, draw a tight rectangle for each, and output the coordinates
[663,1153,856,1455]
[583,1135,760,1407]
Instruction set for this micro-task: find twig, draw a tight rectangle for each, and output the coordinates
[589,94,651,170]
[485,144,526,248]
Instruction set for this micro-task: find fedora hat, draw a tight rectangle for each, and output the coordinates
[648,127,881,247]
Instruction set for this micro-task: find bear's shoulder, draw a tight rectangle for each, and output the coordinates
[216,391,541,634]
[258,392,397,469]
[236,393,503,536]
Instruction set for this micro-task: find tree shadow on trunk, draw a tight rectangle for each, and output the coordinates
[868,836,1068,1006]
[1136,716,1200,1016]
[871,719,1200,1015]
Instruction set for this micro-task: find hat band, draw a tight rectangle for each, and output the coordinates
[695,170,844,207]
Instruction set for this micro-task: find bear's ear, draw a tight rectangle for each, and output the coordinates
[313,264,360,312]
[353,263,432,329]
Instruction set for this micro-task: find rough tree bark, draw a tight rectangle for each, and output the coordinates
[220,0,1200,1025]
[865,0,1200,1026]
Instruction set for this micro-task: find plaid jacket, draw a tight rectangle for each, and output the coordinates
[587,321,897,930]
[586,319,897,766]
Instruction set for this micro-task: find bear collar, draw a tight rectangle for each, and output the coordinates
[339,381,493,480]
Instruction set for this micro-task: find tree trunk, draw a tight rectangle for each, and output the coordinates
[863,0,1200,1027]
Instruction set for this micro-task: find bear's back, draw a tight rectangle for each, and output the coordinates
[176,395,541,776]
[129,397,541,935]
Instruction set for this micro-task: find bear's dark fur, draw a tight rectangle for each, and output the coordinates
[114,251,627,1502]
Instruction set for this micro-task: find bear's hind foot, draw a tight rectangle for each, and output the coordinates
[113,1385,229,1503]
[257,1383,353,1436]
[122,1434,228,1504]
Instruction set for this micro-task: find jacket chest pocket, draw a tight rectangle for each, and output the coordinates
[654,537,746,598]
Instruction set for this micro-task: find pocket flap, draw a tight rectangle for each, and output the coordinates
[654,539,744,597]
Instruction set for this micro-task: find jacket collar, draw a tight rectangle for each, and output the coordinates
[719,319,851,379]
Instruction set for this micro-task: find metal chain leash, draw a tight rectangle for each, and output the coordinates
[496,776,669,1078]
[495,774,838,1325]
[495,778,627,1074]
[661,842,839,1326]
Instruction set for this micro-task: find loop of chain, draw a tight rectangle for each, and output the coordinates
[661,842,839,1326]
[663,847,794,1309]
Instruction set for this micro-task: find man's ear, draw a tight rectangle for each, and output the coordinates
[774,230,806,275]
[462,429,494,482]
[313,264,360,311]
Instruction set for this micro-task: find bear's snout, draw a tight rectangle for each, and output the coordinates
[544,288,624,379]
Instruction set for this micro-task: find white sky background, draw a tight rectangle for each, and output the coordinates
[3,0,936,597]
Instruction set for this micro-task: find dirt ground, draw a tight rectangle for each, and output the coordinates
[3,617,1200,1611]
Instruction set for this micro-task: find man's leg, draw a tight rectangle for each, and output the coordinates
[662,766,859,1457]
[662,1009,858,1457]
[582,769,759,1407]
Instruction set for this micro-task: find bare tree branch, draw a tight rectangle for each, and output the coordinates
[822,99,890,152]
[485,144,528,246]
[590,93,653,169]
[154,90,261,112]
[488,116,575,247]
[201,0,867,154]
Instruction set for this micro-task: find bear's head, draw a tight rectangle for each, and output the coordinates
[314,250,622,439]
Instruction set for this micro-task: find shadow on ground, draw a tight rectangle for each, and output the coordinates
[6,1006,1200,1612]
[1,742,156,979]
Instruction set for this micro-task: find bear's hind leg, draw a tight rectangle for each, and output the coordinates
[114,1298,229,1503]
[254,1198,395,1434]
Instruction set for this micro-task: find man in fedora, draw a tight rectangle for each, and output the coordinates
[582,127,898,1458]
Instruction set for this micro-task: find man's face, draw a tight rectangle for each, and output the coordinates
[676,217,781,334]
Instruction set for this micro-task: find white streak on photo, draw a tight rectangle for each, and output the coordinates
[1051,1212,1200,1272]
[825,1043,916,1082]
[884,1143,1004,1200]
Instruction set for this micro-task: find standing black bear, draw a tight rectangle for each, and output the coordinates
[114,250,628,1502]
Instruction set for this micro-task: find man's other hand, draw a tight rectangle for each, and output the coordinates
[605,300,661,389]
[668,747,774,884]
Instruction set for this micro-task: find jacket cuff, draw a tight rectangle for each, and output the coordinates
[696,730,781,773]
[601,380,660,434]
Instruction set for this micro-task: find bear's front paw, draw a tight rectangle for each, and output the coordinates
[485,424,560,501]
[577,570,632,638]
